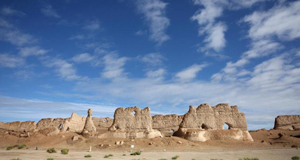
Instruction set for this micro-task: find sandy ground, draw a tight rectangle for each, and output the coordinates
[0,148,299,160]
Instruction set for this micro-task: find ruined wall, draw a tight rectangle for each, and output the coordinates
[37,118,65,130]
[174,103,252,142]
[109,106,152,132]
[152,114,183,132]
[179,103,248,131]
[0,121,36,132]
[92,117,113,131]
[274,115,300,130]
[61,113,86,133]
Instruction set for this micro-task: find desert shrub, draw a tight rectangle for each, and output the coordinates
[172,155,180,159]
[292,156,300,160]
[46,148,57,153]
[104,154,113,158]
[61,149,69,155]
[238,158,259,160]
[6,146,13,150]
[130,151,142,155]
[46,158,54,160]
[10,158,21,160]
[84,154,92,158]
[18,144,26,149]
[123,154,126,156]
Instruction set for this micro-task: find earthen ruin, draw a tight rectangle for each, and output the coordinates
[0,103,260,142]
[274,115,300,130]
[174,103,253,142]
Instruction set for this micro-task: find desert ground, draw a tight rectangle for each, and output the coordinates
[0,129,299,160]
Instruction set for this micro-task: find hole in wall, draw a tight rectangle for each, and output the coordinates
[104,118,108,122]
[170,129,174,133]
[201,124,209,129]
[59,124,63,130]
[132,111,136,115]
[223,123,230,130]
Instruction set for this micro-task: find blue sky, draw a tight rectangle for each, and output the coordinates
[0,0,299,130]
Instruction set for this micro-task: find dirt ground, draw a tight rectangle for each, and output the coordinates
[0,129,299,160]
[0,148,299,160]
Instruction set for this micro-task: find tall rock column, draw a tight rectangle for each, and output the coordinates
[82,109,96,135]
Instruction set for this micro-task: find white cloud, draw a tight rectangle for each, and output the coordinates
[136,0,170,45]
[19,46,48,57]
[204,22,227,52]
[0,54,24,68]
[191,0,265,54]
[0,18,13,28]
[44,57,82,81]
[146,68,166,80]
[83,19,100,30]
[135,30,147,36]
[139,53,165,66]
[72,53,94,63]
[0,96,117,121]
[1,7,25,17]
[0,29,37,46]
[213,1,299,82]
[101,54,128,79]
[244,1,300,41]
[41,5,60,18]
[175,64,207,82]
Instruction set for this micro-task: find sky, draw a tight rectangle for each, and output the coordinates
[0,0,299,130]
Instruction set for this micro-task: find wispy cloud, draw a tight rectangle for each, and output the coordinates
[72,53,94,63]
[138,53,165,66]
[175,64,208,82]
[0,54,24,68]
[1,7,25,17]
[135,0,170,45]
[191,0,265,57]
[213,1,300,82]
[41,5,60,18]
[0,96,117,121]
[43,57,83,81]
[83,19,100,30]
[19,46,48,57]
[0,29,37,46]
[101,54,128,79]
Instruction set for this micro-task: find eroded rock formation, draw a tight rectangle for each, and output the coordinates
[61,113,86,133]
[82,109,96,134]
[174,103,253,142]
[274,115,300,130]
[100,106,162,139]
[152,114,183,136]
[92,117,113,131]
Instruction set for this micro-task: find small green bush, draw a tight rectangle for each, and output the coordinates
[238,158,259,160]
[172,155,180,159]
[292,156,300,160]
[6,146,13,150]
[18,144,26,149]
[84,154,92,158]
[123,154,126,156]
[46,148,57,153]
[10,158,21,160]
[130,151,142,155]
[46,158,54,160]
[104,154,113,158]
[61,149,69,155]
